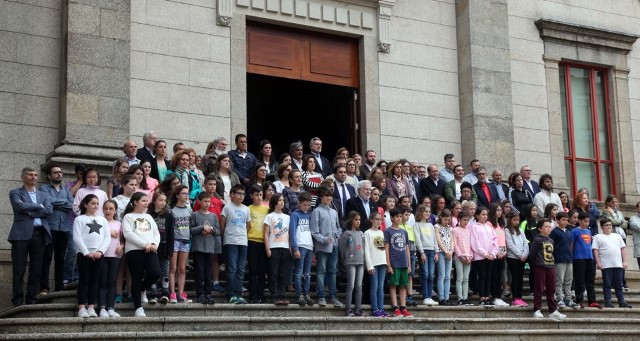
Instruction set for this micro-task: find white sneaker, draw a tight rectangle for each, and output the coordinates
[134,307,146,317]
[87,307,98,317]
[107,309,121,318]
[533,310,544,318]
[423,298,438,306]
[493,298,509,306]
[99,308,109,317]
[549,310,566,320]
[141,291,148,304]
[77,308,90,318]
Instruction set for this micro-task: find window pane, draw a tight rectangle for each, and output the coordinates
[600,164,612,199]
[560,66,571,156]
[570,67,595,159]
[575,161,596,199]
[595,70,610,160]
[564,159,573,195]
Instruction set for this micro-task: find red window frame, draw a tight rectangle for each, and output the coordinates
[561,63,615,201]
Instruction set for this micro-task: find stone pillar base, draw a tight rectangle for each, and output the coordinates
[44,140,123,178]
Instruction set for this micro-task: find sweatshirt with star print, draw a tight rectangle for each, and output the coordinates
[73,214,111,256]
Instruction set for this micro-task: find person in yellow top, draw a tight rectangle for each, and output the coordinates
[247,185,269,303]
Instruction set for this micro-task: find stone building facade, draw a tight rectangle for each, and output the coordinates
[1,0,639,308]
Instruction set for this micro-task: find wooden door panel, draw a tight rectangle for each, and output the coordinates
[246,22,359,88]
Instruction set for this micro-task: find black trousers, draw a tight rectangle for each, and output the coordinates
[40,230,69,292]
[573,259,596,304]
[193,252,213,296]
[247,241,267,300]
[77,253,103,306]
[473,259,493,298]
[126,250,161,309]
[268,248,292,300]
[490,258,505,299]
[506,257,525,299]
[98,257,121,309]
[11,229,46,306]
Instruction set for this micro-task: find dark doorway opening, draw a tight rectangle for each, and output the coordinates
[247,73,356,161]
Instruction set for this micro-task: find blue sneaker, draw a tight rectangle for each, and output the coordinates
[229,296,240,304]
[212,283,225,292]
[114,294,123,304]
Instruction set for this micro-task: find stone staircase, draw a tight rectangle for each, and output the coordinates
[2,270,640,340]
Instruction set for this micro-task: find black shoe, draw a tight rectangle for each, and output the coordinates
[438,299,448,306]
[458,299,465,306]
[604,301,614,308]
[206,294,216,305]
[196,295,208,304]
[620,302,633,308]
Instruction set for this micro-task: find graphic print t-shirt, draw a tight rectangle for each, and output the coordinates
[264,212,290,249]
[384,227,408,268]
[221,202,251,246]
[571,228,593,260]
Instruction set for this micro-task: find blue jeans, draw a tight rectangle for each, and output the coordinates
[294,247,313,296]
[420,249,436,298]
[64,231,78,283]
[224,244,248,298]
[315,247,338,299]
[601,267,625,304]
[436,252,452,301]
[369,264,386,312]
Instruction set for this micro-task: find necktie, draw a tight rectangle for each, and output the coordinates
[341,183,348,213]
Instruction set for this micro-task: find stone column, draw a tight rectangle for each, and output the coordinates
[455,0,515,173]
[47,0,130,173]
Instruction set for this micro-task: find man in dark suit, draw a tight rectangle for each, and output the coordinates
[491,169,510,202]
[332,165,356,223]
[307,137,332,178]
[520,165,541,198]
[359,150,376,180]
[345,180,377,233]
[9,167,53,306]
[136,131,157,162]
[472,167,499,209]
[420,164,446,200]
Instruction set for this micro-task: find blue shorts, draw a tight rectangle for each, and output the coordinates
[173,240,190,253]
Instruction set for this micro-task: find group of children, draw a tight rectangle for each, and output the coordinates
[72,167,631,319]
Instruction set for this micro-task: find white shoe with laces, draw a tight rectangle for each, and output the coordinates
[141,291,148,304]
[493,298,509,306]
[87,308,98,317]
[533,310,544,318]
[107,309,121,317]
[77,308,89,318]
[549,310,566,320]
[134,307,146,317]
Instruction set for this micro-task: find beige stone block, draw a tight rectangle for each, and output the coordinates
[515,150,552,176]
[190,60,230,90]
[100,8,129,40]
[67,63,129,99]
[629,78,640,100]
[378,62,458,96]
[510,60,546,86]
[0,123,58,155]
[167,84,218,115]
[67,92,99,125]
[131,0,147,23]
[0,92,59,128]
[131,23,168,54]
[68,2,100,35]
[514,127,550,153]
[0,0,61,38]
[0,61,59,98]
[130,51,146,79]
[512,104,549,131]
[309,2,321,20]
[211,35,232,64]
[381,135,461,166]
[0,32,17,63]
[281,0,294,15]
[511,83,547,109]
[507,0,539,19]
[393,0,439,24]
[146,0,190,31]
[12,0,62,10]
[229,90,245,120]
[509,38,544,64]
[188,115,231,142]
[429,117,462,143]
[379,87,414,115]
[266,0,279,12]
[295,0,307,17]
[378,40,458,73]
[390,17,426,45]
[252,0,265,10]
[335,7,347,24]
[145,53,190,85]
[507,15,538,41]
[130,79,169,110]
[348,9,361,27]
[16,34,60,68]
[322,5,334,22]
[189,5,230,37]
[230,64,246,94]
[439,1,455,26]
[183,32,212,61]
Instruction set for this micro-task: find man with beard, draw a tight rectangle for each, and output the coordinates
[439,153,456,183]
[533,174,563,216]
[39,164,74,295]
[202,137,229,175]
[359,150,377,179]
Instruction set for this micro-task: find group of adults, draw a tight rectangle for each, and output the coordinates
[8,130,622,307]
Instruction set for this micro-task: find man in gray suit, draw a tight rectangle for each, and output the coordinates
[9,167,52,306]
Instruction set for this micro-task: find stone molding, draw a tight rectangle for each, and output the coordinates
[217,0,233,26]
[535,19,639,55]
[377,0,394,52]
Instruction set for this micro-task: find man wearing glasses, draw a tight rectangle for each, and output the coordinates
[520,165,541,197]
[39,164,74,295]
[345,180,378,233]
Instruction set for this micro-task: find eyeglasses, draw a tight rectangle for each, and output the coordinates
[234,192,245,195]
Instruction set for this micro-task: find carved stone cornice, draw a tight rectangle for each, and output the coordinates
[535,19,638,55]
[217,0,233,26]
[376,0,394,52]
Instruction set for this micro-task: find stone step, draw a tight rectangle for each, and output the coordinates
[2,329,640,340]
[3,316,640,334]
[3,302,639,319]
[35,287,640,306]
